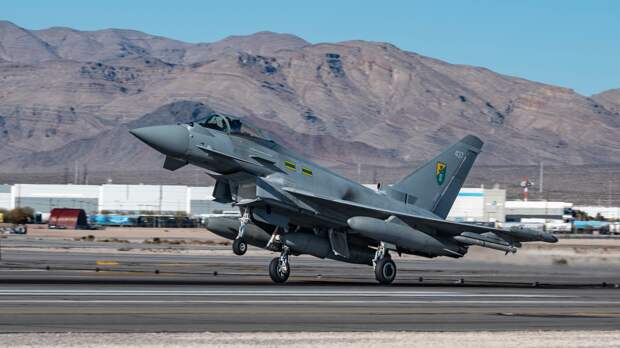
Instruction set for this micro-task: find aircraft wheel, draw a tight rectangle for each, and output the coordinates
[269,257,290,283]
[232,238,247,255]
[374,258,397,285]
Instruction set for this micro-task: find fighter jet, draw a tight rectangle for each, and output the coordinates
[130,113,558,284]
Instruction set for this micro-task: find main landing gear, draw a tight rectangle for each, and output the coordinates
[373,242,397,285]
[233,209,250,256]
[266,243,397,285]
[269,247,290,283]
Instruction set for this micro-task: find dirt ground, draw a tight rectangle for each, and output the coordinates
[9,225,620,266]
[24,224,228,242]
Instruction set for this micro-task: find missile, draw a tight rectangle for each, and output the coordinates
[347,216,450,256]
[454,234,517,253]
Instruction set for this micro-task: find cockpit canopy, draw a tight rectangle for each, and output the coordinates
[191,114,272,141]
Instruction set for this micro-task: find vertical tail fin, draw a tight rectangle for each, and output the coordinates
[385,135,483,219]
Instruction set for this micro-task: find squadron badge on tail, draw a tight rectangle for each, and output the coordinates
[435,161,447,185]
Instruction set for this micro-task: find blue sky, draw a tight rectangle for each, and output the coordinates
[3,0,618,95]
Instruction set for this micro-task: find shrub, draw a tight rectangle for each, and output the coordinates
[6,207,34,224]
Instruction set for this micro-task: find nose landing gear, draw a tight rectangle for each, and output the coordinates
[232,238,247,256]
[233,209,251,256]
[269,247,290,283]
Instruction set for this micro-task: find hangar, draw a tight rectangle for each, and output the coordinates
[3,184,233,215]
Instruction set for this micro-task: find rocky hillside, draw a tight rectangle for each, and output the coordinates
[0,20,619,177]
[593,89,620,114]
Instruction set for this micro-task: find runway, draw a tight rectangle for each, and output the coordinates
[1,239,620,332]
[1,283,620,332]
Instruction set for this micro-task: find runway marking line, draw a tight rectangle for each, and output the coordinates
[0,289,574,298]
[0,300,615,305]
[95,271,151,276]
[95,261,119,266]
[500,312,620,318]
[0,289,562,294]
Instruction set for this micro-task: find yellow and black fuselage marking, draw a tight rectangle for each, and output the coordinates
[284,160,297,171]
[284,160,313,176]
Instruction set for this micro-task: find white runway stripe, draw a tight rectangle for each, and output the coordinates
[0,299,612,305]
[0,290,573,298]
[2,290,453,294]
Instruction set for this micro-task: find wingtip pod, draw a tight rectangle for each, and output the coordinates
[534,230,558,243]
[544,233,559,243]
[508,226,558,243]
[460,135,483,150]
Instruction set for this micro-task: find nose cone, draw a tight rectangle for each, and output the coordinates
[130,125,189,157]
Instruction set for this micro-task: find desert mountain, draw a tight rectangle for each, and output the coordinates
[593,89,620,114]
[0,20,619,181]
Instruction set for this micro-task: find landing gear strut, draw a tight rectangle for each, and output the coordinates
[233,209,250,256]
[373,242,397,285]
[269,247,290,283]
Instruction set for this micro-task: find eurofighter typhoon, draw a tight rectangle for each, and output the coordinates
[130,114,557,284]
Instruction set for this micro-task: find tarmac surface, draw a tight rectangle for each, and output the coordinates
[0,236,620,332]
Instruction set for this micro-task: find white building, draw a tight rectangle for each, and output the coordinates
[99,185,189,213]
[188,186,232,215]
[6,184,233,215]
[0,185,11,210]
[447,186,506,223]
[11,184,99,212]
[504,201,573,223]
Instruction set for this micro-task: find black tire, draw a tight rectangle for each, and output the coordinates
[232,238,247,256]
[269,257,290,283]
[374,258,397,285]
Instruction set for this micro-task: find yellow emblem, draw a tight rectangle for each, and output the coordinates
[435,161,447,185]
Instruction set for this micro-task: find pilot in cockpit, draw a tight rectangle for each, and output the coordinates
[193,114,272,141]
